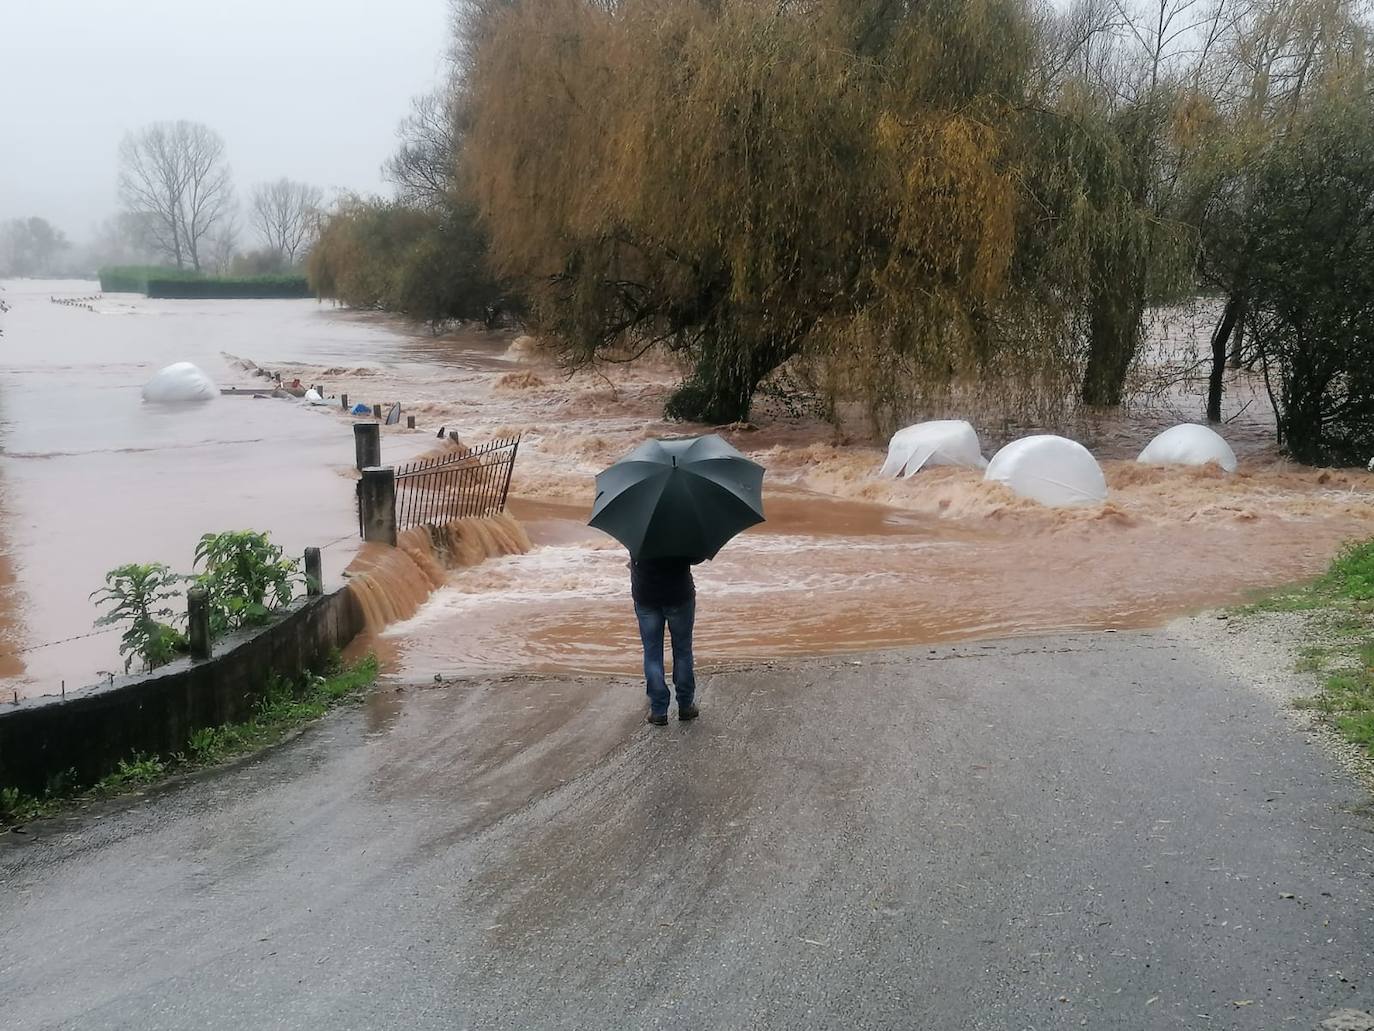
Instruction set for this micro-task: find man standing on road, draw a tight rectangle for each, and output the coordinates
[630,557,700,726]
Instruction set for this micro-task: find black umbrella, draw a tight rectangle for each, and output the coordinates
[589,435,765,561]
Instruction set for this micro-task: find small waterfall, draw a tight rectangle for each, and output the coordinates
[345,513,532,633]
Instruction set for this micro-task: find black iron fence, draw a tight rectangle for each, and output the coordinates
[391,436,520,533]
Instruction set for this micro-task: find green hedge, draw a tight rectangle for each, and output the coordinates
[146,276,311,300]
[99,266,198,293]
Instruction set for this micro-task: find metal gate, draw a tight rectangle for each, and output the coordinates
[391,435,520,532]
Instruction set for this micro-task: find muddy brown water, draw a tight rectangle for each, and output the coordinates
[5,280,1373,697]
[0,281,433,697]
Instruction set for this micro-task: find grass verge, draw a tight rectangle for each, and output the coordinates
[1240,540,1374,756]
[0,655,378,830]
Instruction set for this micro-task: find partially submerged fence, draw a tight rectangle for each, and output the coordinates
[394,437,520,530]
[354,425,520,545]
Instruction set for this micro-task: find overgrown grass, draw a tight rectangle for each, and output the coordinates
[0,656,378,829]
[1243,539,1374,756]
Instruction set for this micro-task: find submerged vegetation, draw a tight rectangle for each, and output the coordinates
[308,0,1374,463]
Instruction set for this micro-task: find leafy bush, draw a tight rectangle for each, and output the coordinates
[308,196,517,328]
[1241,98,1374,465]
[194,530,302,636]
[89,563,188,672]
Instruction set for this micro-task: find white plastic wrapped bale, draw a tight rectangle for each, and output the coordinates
[141,362,217,403]
[984,434,1107,507]
[303,388,329,405]
[1137,423,1238,473]
[879,420,988,478]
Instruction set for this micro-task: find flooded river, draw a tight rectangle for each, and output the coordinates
[0,280,429,697]
[4,278,1374,697]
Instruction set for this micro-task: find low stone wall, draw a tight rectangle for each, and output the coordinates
[0,588,365,796]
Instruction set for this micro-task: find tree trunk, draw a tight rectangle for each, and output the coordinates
[1081,271,1143,408]
[1207,294,1243,422]
[664,329,802,425]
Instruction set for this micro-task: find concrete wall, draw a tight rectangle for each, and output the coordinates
[0,588,365,796]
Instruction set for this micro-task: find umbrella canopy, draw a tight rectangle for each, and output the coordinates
[589,435,765,561]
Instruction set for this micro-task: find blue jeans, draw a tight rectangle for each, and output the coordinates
[635,599,696,716]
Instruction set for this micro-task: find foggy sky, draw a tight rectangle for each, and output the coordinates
[0,0,450,242]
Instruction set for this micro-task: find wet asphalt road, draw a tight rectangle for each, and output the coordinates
[2,630,1372,1030]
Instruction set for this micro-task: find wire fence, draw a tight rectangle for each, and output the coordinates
[391,436,520,533]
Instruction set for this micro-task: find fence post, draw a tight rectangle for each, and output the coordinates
[498,436,520,511]
[373,403,383,420]
[406,415,416,430]
[187,586,211,661]
[354,421,380,471]
[359,467,397,546]
[341,392,349,410]
[304,547,322,596]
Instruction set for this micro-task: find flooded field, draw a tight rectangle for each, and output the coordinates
[279,318,1374,682]
[4,279,1373,696]
[0,280,432,697]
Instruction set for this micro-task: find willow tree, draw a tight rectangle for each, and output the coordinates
[1185,0,1368,420]
[464,0,1061,425]
[1019,0,1225,409]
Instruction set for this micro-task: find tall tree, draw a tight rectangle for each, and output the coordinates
[0,217,70,276]
[249,178,324,265]
[384,91,460,208]
[1187,0,1362,420]
[466,0,1049,425]
[117,121,235,272]
[1036,0,1217,408]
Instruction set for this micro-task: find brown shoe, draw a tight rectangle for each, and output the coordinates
[646,711,668,726]
[678,703,700,721]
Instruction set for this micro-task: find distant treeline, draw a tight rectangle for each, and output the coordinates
[100,266,310,300]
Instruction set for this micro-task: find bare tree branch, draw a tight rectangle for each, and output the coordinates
[250,178,325,265]
[117,121,235,272]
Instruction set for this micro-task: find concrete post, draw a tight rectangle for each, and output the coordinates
[187,586,211,661]
[304,547,322,596]
[353,421,381,471]
[358,467,397,546]
[341,392,349,410]
[406,415,416,430]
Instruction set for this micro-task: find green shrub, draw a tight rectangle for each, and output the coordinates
[146,276,311,300]
[1241,98,1374,465]
[90,562,188,673]
[194,530,302,637]
[98,266,200,292]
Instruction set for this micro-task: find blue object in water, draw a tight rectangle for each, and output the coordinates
[352,403,371,416]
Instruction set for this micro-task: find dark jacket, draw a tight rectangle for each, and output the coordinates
[629,557,696,608]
